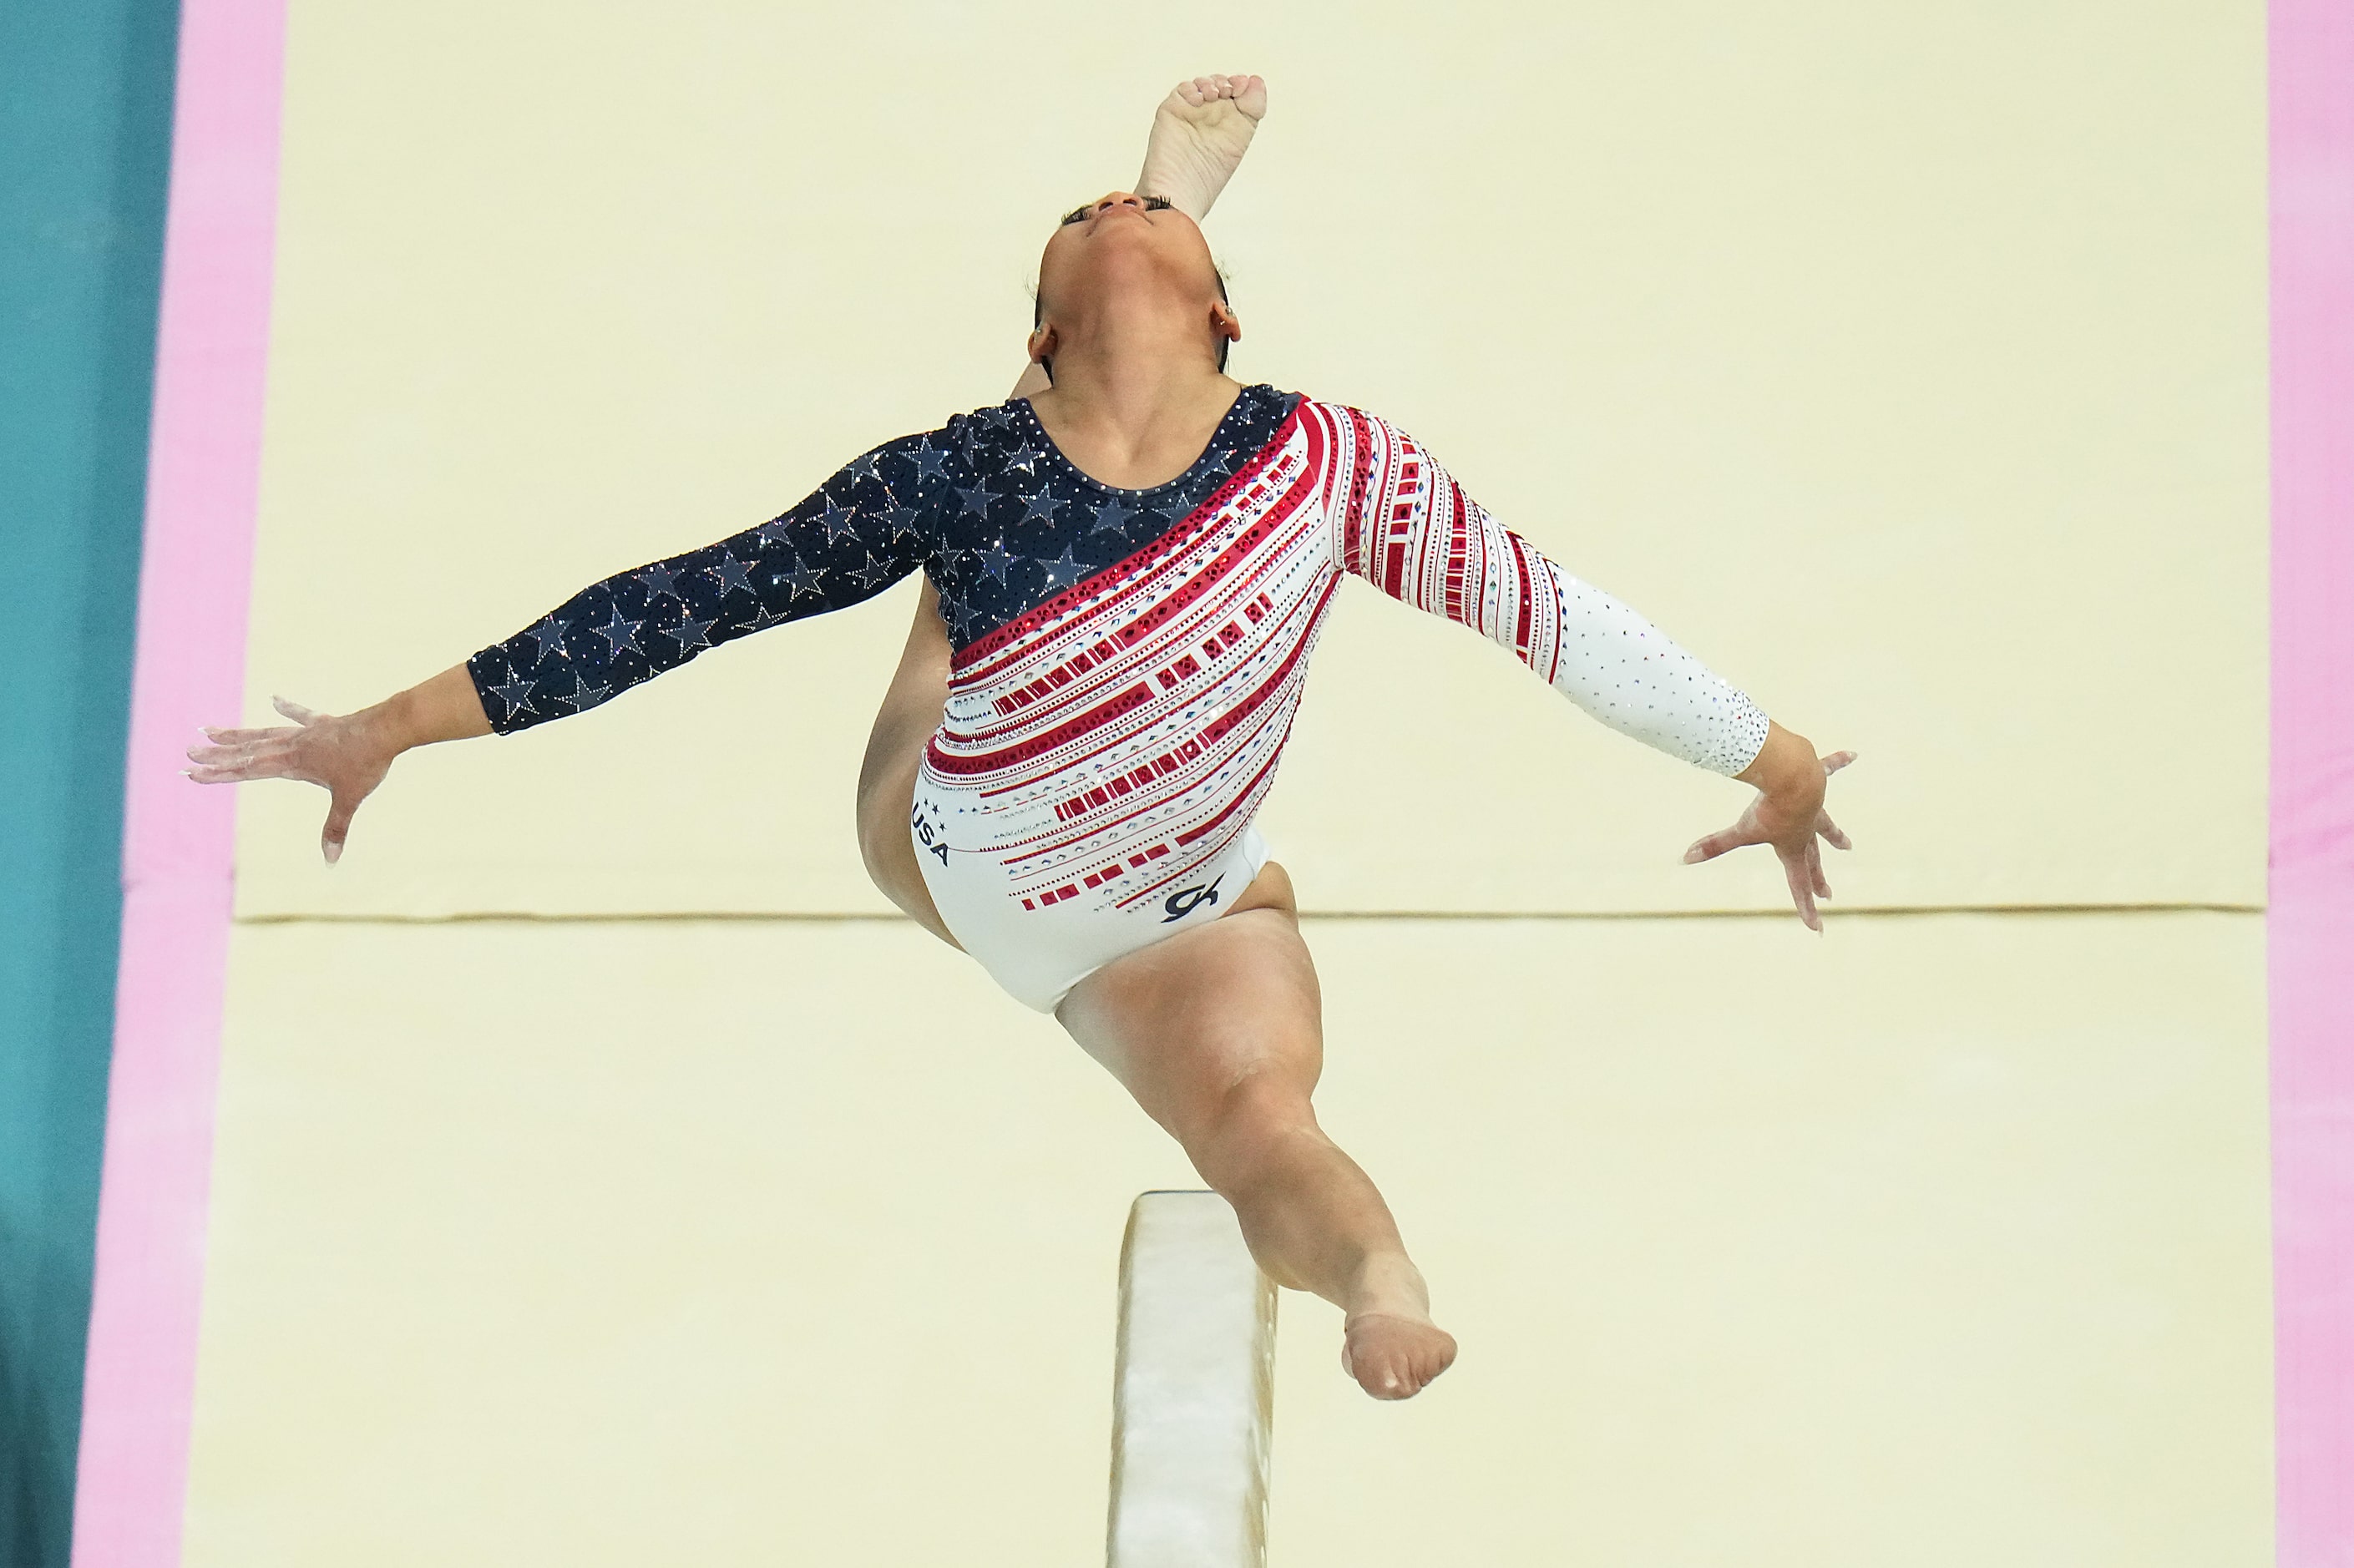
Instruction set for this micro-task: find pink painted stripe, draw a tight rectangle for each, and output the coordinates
[2270,0,2354,1563]
[70,1,286,1563]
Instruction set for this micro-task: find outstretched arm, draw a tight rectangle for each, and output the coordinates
[1333,407,1854,927]
[190,430,944,861]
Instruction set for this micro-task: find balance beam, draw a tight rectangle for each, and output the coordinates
[1106,1190,1278,1568]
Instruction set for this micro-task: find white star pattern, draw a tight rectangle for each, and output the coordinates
[491,678,538,718]
[708,552,755,596]
[556,674,613,712]
[779,557,827,598]
[592,607,645,656]
[524,615,572,662]
[1035,544,1089,592]
[661,614,717,653]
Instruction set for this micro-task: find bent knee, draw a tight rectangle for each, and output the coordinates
[1187,1077,1326,1191]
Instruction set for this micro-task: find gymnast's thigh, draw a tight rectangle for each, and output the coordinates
[1054,860,1325,1147]
[856,579,958,944]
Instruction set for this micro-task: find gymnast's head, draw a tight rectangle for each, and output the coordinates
[1030,191,1240,386]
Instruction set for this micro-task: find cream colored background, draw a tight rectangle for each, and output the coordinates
[191,2,2276,1564]
[232,0,2269,917]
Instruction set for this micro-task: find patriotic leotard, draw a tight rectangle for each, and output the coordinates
[468,385,1770,1010]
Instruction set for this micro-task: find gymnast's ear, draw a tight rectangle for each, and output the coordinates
[1210,297,1242,346]
[1028,321,1058,372]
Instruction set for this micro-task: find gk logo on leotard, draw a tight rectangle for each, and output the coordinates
[1162,877,1223,923]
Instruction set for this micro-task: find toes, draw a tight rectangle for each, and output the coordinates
[1182,74,1248,105]
[1343,1318,1456,1399]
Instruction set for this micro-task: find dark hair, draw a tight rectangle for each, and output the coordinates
[1034,272,1231,382]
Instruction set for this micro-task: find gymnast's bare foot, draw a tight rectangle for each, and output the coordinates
[1343,1311,1458,1401]
[1137,73,1268,222]
[1337,1255,1456,1399]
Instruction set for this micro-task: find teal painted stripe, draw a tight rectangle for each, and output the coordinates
[0,3,180,1563]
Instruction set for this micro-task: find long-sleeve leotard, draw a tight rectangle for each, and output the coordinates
[468,387,1769,1005]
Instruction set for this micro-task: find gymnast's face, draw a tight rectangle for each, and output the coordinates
[1030,191,1239,374]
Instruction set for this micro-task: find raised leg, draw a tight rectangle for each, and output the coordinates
[1058,863,1457,1400]
[1137,75,1268,221]
[853,576,960,945]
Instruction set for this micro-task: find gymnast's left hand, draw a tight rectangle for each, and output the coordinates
[1682,726,1856,932]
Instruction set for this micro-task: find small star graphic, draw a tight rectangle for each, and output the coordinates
[777,556,828,598]
[818,498,861,544]
[707,552,756,597]
[883,505,920,540]
[849,552,895,590]
[912,442,950,484]
[491,678,539,719]
[1036,544,1089,592]
[592,608,645,657]
[846,450,884,487]
[637,563,684,602]
[523,615,572,662]
[557,674,612,713]
[982,405,1016,430]
[1004,444,1044,474]
[740,604,793,633]
[1018,489,1066,525]
[1090,498,1134,534]
[661,614,717,653]
[957,481,998,517]
[756,516,800,551]
[975,540,1016,584]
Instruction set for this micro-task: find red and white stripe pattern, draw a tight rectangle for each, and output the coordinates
[914,400,1767,1009]
[924,400,1329,921]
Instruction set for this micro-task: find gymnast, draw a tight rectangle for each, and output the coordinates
[190,76,1854,1401]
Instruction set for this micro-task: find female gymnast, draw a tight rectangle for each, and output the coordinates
[190,76,1854,1402]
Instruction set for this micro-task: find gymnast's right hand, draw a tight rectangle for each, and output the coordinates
[185,665,492,864]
